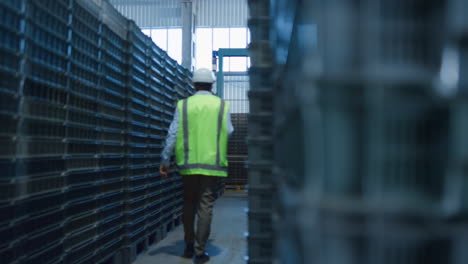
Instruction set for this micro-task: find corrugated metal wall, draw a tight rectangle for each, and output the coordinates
[108,0,248,28]
[197,0,248,27]
[108,0,182,27]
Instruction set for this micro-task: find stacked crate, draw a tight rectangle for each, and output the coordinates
[96,2,128,262]
[144,39,168,251]
[247,0,275,264]
[158,53,184,236]
[121,22,186,263]
[17,0,70,263]
[65,1,103,263]
[0,2,23,262]
[227,112,249,187]
[0,0,191,263]
[124,21,151,257]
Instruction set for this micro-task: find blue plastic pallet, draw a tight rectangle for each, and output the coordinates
[0,69,20,94]
[102,50,127,73]
[65,210,97,233]
[98,188,125,207]
[128,124,149,137]
[67,183,98,201]
[100,142,126,155]
[126,196,147,212]
[100,167,125,179]
[129,74,148,94]
[102,39,126,61]
[125,185,148,200]
[64,155,99,172]
[24,242,63,264]
[64,224,97,250]
[30,0,69,22]
[15,172,65,198]
[97,201,124,220]
[127,174,149,189]
[99,116,126,130]
[65,196,98,219]
[95,157,123,173]
[27,1,69,39]
[23,79,67,105]
[101,77,126,97]
[0,243,22,264]
[72,47,100,73]
[26,62,68,89]
[70,78,100,99]
[98,219,124,241]
[102,66,126,86]
[99,129,125,144]
[68,108,99,126]
[102,25,125,49]
[72,1,100,29]
[70,62,99,87]
[124,224,147,246]
[96,238,124,264]
[99,102,126,119]
[128,110,150,126]
[66,124,99,142]
[72,16,99,46]
[0,47,21,73]
[128,133,148,145]
[64,238,97,264]
[25,21,69,56]
[69,92,100,112]
[100,88,126,107]
[3,158,65,179]
[129,91,149,109]
[21,117,65,139]
[127,22,147,50]
[71,32,99,59]
[22,223,63,254]
[66,169,100,187]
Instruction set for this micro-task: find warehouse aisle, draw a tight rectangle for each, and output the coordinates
[133,191,247,264]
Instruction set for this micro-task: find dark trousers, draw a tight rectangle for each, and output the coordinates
[182,175,219,255]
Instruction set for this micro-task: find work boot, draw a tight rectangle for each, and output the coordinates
[194,252,210,264]
[183,243,194,258]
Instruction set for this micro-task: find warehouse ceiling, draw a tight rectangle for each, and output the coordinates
[108,0,248,28]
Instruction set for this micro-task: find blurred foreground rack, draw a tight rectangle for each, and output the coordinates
[247,0,468,263]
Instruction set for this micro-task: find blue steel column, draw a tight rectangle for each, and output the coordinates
[215,48,248,99]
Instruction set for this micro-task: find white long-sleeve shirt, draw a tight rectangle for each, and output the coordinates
[160,91,234,166]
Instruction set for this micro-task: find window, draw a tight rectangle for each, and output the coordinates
[195,28,213,70]
[230,57,247,72]
[213,28,230,71]
[142,26,251,70]
[195,27,251,72]
[142,27,182,64]
[142,29,151,37]
[167,28,182,64]
[230,28,247,48]
[151,29,167,51]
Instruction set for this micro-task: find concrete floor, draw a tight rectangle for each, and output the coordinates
[133,191,247,264]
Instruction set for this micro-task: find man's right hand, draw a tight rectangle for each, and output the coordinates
[160,164,169,178]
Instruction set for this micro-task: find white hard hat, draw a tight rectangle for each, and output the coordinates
[193,68,216,84]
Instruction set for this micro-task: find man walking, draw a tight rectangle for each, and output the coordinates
[159,68,233,264]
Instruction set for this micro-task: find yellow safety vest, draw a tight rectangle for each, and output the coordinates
[175,94,229,177]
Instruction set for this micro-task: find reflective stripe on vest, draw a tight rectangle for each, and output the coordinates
[175,95,229,177]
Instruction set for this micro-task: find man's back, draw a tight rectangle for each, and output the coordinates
[175,94,230,177]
